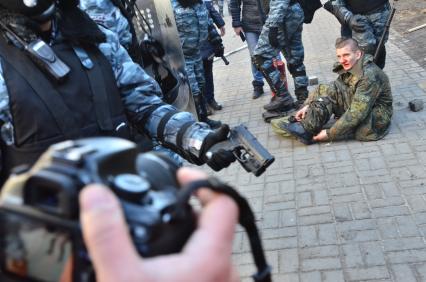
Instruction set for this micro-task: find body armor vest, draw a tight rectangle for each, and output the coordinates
[346,0,388,14]
[0,36,132,184]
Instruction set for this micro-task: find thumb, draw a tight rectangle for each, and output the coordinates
[79,185,141,282]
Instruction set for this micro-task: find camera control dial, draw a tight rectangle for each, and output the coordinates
[112,174,150,203]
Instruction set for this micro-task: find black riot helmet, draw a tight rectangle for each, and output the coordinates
[0,0,56,22]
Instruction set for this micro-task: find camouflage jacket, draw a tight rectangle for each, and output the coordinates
[266,0,293,28]
[171,0,209,57]
[327,55,393,140]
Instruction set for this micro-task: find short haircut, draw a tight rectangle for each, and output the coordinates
[335,37,360,51]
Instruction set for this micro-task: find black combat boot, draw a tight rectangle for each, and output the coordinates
[252,85,264,99]
[280,122,314,145]
[263,93,294,112]
[208,99,223,111]
[294,87,309,109]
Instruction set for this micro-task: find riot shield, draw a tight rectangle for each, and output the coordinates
[133,0,197,116]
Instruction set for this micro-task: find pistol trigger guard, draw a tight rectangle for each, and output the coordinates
[232,150,244,163]
[233,147,250,164]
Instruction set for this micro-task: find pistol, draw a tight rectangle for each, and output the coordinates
[207,125,275,177]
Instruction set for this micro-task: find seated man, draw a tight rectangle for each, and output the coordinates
[279,37,392,145]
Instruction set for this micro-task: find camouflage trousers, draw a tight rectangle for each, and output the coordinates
[253,3,308,92]
[184,53,205,97]
[301,84,391,141]
[350,2,391,68]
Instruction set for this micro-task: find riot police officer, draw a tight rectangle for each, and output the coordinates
[0,0,235,185]
[171,0,222,129]
[202,0,225,114]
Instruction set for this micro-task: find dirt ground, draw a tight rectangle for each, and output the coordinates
[391,0,426,69]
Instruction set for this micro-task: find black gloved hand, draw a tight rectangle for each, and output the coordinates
[140,35,165,66]
[268,27,280,48]
[210,33,224,57]
[348,14,368,33]
[201,124,236,171]
[214,45,225,57]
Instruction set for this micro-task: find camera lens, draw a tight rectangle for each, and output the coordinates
[113,174,150,203]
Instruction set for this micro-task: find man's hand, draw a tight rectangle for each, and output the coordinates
[214,44,225,58]
[78,168,239,282]
[295,105,309,121]
[313,129,329,142]
[348,14,368,33]
[219,26,226,37]
[233,27,242,36]
[268,27,279,48]
[202,125,236,171]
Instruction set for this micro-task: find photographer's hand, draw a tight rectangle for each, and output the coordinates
[79,168,239,282]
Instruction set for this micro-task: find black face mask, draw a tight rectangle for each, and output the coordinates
[0,1,105,46]
[0,0,56,22]
[177,0,202,8]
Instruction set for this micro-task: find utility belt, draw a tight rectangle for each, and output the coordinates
[351,1,389,15]
[362,2,390,15]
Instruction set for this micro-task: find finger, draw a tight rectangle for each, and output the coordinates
[177,167,208,185]
[177,167,238,249]
[177,167,218,206]
[187,193,238,253]
[79,185,140,282]
[183,193,238,277]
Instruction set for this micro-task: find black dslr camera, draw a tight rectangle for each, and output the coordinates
[0,137,196,282]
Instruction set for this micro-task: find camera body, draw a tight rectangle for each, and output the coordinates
[0,137,196,282]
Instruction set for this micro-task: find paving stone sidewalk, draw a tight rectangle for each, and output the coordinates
[205,8,426,282]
